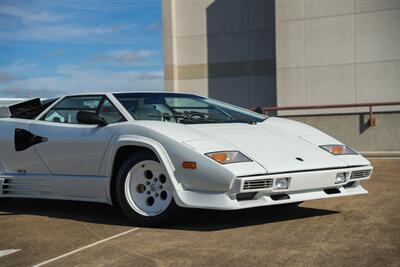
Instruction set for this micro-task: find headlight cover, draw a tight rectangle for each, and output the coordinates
[206,151,252,164]
[320,145,357,155]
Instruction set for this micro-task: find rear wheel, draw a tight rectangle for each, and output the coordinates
[115,152,181,226]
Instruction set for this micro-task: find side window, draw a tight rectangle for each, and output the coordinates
[98,99,125,124]
[42,96,103,124]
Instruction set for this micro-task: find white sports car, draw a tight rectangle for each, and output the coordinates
[0,92,372,225]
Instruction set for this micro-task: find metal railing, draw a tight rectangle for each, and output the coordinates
[260,101,400,126]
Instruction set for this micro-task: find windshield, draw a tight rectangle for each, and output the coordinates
[114,93,266,124]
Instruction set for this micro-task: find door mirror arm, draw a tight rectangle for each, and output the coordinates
[77,111,108,127]
[96,118,108,127]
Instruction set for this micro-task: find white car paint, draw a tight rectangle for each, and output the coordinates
[29,120,119,176]
[0,92,373,211]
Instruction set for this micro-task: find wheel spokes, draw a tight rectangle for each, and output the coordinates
[126,160,172,216]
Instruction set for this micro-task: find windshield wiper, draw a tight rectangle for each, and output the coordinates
[147,114,259,124]
[180,117,225,124]
[147,114,220,123]
[148,114,185,118]
[217,117,258,124]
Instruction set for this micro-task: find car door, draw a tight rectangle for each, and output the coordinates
[29,95,126,176]
[0,118,50,174]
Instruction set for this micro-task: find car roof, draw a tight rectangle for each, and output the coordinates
[60,91,202,98]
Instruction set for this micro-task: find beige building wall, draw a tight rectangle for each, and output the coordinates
[276,0,400,115]
[163,0,277,108]
[163,0,400,152]
[290,112,400,152]
[163,0,400,111]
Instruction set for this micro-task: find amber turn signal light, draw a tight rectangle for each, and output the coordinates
[209,153,228,163]
[182,161,197,169]
[320,145,357,155]
[331,146,345,155]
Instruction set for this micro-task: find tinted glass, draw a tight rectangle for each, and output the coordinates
[52,96,102,110]
[98,99,125,123]
[114,93,266,124]
[42,95,125,124]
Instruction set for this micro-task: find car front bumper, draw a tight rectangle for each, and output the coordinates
[173,165,373,210]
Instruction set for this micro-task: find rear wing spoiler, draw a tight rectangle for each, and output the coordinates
[0,98,58,119]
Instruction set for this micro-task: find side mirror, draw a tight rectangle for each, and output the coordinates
[254,107,264,115]
[77,111,108,127]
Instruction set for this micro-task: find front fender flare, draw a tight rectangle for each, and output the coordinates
[102,135,184,204]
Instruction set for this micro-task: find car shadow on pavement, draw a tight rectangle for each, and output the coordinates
[0,198,131,227]
[167,205,339,231]
[0,199,338,231]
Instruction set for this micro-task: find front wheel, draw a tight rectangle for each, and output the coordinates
[284,201,303,207]
[0,197,12,207]
[115,152,181,226]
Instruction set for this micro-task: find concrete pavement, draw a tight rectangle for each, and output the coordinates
[0,159,399,266]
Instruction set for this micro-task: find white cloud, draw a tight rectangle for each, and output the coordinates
[32,0,160,12]
[0,59,37,74]
[47,48,64,56]
[0,65,164,98]
[146,22,161,32]
[0,24,129,43]
[0,72,15,82]
[0,2,134,44]
[89,49,156,63]
[0,4,65,22]
[1,86,64,98]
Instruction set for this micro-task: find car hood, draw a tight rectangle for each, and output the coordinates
[130,118,368,173]
[187,119,348,173]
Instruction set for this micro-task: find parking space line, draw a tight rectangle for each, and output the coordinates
[33,228,139,267]
[0,249,21,258]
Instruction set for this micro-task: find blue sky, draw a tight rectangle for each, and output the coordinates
[0,0,163,98]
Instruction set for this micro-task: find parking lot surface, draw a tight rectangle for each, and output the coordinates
[0,159,399,267]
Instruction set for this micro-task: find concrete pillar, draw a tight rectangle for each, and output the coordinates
[162,0,277,108]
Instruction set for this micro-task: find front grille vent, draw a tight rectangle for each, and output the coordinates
[350,170,371,179]
[243,178,273,190]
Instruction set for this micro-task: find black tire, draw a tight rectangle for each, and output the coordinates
[115,151,181,226]
[0,197,13,207]
[284,201,303,207]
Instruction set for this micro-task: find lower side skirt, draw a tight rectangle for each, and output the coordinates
[0,174,108,204]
